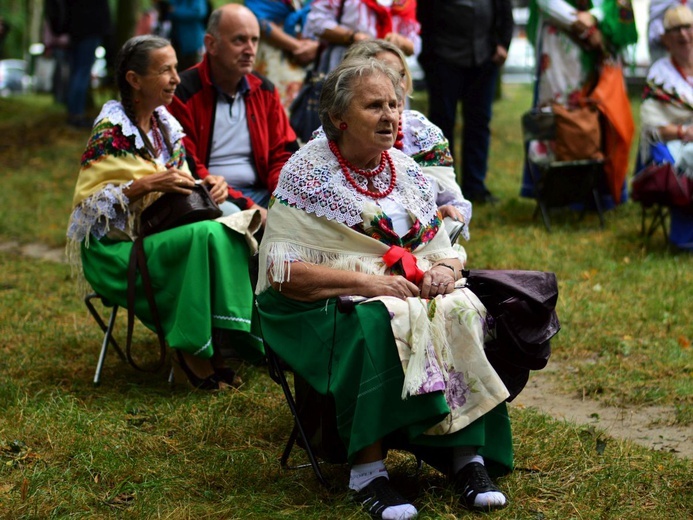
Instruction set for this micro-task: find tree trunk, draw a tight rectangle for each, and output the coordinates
[115,0,141,51]
[26,0,43,51]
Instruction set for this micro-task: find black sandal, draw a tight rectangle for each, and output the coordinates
[352,477,417,519]
[175,351,235,390]
[454,462,508,511]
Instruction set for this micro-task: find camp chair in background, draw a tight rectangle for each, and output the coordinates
[521,108,606,232]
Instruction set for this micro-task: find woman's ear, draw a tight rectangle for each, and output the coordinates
[329,113,343,129]
[125,70,141,91]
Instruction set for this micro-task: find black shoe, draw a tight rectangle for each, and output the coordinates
[352,477,417,519]
[175,351,241,390]
[454,462,508,511]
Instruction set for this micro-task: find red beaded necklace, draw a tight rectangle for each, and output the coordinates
[329,140,397,199]
[150,115,164,157]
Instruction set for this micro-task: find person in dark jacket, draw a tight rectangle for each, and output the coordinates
[168,3,298,224]
[65,0,112,128]
[418,0,513,204]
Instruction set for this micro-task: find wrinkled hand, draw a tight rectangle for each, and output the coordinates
[575,10,595,29]
[419,266,455,300]
[384,32,413,55]
[146,168,196,194]
[292,39,319,65]
[439,204,465,222]
[492,45,508,66]
[367,274,420,300]
[202,175,228,205]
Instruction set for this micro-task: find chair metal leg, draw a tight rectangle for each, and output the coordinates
[591,188,605,229]
[537,199,552,232]
[640,204,670,242]
[88,299,118,386]
[85,293,124,385]
[266,345,329,488]
[84,293,126,363]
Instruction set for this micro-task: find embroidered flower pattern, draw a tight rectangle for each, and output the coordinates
[81,122,136,168]
[445,371,472,410]
[360,209,442,251]
[80,102,187,170]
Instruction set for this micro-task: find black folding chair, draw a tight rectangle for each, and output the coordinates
[521,109,606,231]
[84,292,174,386]
[639,203,670,243]
[265,342,336,488]
[84,293,127,385]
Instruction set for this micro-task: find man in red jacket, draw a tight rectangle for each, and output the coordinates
[169,3,298,224]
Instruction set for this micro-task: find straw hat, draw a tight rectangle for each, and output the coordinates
[663,4,693,31]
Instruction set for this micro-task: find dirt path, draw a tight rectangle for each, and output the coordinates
[510,365,691,458]
[4,240,690,459]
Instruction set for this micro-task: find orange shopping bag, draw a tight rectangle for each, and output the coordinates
[589,61,635,204]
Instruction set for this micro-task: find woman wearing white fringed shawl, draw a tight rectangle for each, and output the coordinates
[640,4,693,250]
[256,58,512,518]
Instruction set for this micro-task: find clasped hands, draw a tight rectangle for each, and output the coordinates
[571,11,604,52]
[146,169,229,205]
[375,264,458,300]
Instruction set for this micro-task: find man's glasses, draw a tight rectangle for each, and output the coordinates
[665,24,693,34]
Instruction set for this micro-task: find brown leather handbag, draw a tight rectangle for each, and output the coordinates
[552,102,604,162]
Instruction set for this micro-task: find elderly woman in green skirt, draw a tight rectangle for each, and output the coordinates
[256,58,513,519]
[67,35,261,389]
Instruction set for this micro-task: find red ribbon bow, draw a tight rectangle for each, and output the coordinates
[383,245,423,284]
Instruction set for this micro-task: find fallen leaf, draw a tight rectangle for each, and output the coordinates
[678,336,690,349]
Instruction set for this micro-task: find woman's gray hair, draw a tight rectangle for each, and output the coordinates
[115,35,173,155]
[343,39,413,95]
[320,58,402,141]
[116,35,171,101]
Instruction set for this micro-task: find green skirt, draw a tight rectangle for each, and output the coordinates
[82,221,262,358]
[256,287,513,471]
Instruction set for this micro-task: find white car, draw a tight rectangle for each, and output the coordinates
[0,59,31,97]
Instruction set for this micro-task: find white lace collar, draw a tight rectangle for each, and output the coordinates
[274,137,437,228]
[647,57,693,107]
[401,110,447,157]
[95,100,186,150]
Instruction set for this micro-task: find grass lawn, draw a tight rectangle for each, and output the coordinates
[0,85,691,519]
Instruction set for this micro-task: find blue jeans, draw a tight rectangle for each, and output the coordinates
[67,36,101,117]
[425,58,499,198]
[239,186,271,208]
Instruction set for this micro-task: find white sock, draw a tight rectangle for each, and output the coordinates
[453,448,507,509]
[349,460,388,491]
[452,447,483,474]
[350,461,418,520]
